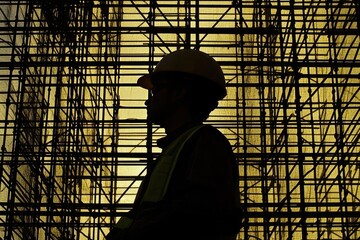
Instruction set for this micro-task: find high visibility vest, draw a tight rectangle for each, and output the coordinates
[111,124,205,234]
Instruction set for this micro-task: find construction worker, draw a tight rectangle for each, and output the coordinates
[107,49,241,240]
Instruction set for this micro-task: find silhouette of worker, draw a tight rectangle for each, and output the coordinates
[107,49,241,240]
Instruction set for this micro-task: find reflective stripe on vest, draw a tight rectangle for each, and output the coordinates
[113,124,205,231]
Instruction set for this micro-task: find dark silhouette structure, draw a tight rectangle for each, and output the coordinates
[107,48,241,239]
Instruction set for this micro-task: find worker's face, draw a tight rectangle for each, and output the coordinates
[145,78,185,125]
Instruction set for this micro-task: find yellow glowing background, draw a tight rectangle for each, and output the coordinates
[0,1,359,239]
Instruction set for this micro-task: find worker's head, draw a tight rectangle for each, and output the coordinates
[138,49,226,125]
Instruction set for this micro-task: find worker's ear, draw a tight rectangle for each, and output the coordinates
[172,86,189,102]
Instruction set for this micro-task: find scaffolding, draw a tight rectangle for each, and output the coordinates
[0,0,359,239]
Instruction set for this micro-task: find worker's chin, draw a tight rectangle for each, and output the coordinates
[151,118,164,126]
[148,113,164,126]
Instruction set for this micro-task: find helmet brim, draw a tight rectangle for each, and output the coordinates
[137,74,153,90]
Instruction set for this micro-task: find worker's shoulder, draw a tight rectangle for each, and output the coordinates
[185,124,234,156]
[194,124,230,144]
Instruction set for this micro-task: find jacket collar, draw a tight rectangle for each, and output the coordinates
[157,121,202,149]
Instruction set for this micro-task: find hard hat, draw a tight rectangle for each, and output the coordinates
[137,49,226,100]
